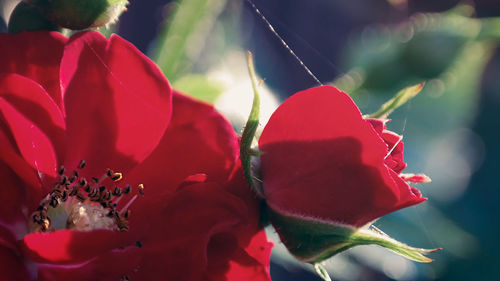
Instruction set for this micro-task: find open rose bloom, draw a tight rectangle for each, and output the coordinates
[0,31,271,281]
[258,86,435,263]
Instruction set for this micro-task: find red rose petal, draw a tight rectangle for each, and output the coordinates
[37,246,143,281]
[259,86,424,227]
[0,160,33,225]
[400,173,431,183]
[60,31,172,176]
[22,229,133,264]
[0,98,57,178]
[221,230,272,281]
[0,73,65,162]
[0,246,30,281]
[0,31,67,109]
[126,92,239,210]
[0,128,42,194]
[132,183,248,281]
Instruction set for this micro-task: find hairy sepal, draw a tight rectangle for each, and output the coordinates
[268,207,439,264]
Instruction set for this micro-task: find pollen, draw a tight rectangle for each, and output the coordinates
[29,161,144,233]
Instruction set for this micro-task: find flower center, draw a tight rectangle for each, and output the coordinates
[29,160,143,233]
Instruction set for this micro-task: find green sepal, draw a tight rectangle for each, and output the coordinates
[8,2,59,33]
[366,82,425,119]
[268,207,439,264]
[240,51,263,197]
[28,0,128,30]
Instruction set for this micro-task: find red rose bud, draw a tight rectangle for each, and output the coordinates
[258,86,438,263]
[24,0,128,29]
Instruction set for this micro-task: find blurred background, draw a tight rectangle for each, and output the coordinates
[2,0,500,280]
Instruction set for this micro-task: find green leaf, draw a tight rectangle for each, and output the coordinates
[172,74,225,104]
[366,82,425,119]
[240,51,263,197]
[314,263,332,281]
[151,0,227,81]
[267,207,440,264]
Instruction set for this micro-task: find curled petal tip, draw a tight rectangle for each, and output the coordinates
[401,173,432,183]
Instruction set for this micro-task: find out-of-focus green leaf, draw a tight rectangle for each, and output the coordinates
[151,0,227,82]
[337,5,498,94]
[366,82,425,118]
[477,18,500,41]
[172,74,225,104]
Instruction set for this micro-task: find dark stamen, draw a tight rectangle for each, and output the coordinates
[61,190,68,202]
[49,196,59,208]
[78,160,86,169]
[124,185,131,194]
[112,186,122,197]
[135,241,142,248]
[79,178,87,186]
[58,166,66,175]
[60,175,68,185]
[76,192,86,202]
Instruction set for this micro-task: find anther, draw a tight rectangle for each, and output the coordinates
[76,192,86,202]
[111,172,122,182]
[89,189,100,201]
[60,175,68,185]
[124,209,130,219]
[58,166,66,175]
[91,177,99,183]
[79,178,87,186]
[106,200,114,208]
[100,190,111,201]
[84,184,92,193]
[78,160,86,169]
[135,241,142,248]
[49,197,59,208]
[69,171,79,183]
[99,186,106,193]
[124,184,131,195]
[41,218,51,231]
[137,184,144,196]
[61,190,69,202]
[33,213,42,223]
[112,186,122,197]
[50,189,62,196]
[69,186,79,196]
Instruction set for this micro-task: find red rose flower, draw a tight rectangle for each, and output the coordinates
[259,85,428,228]
[0,31,270,280]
